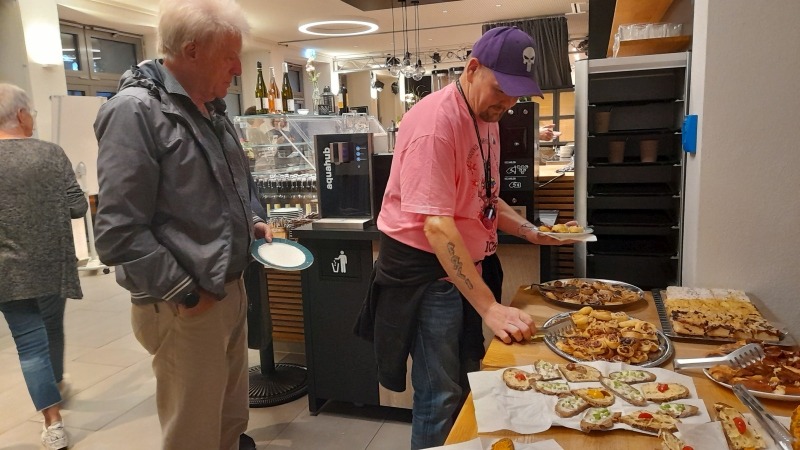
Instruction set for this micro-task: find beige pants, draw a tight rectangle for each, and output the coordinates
[132,279,249,450]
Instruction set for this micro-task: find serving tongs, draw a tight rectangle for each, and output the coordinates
[732,383,795,450]
[528,282,580,293]
[531,318,575,341]
[672,343,765,370]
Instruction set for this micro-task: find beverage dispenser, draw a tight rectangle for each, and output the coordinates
[311,133,375,230]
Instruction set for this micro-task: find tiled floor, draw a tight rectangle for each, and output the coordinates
[0,271,412,449]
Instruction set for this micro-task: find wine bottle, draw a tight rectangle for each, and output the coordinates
[255,62,267,114]
[337,84,348,114]
[267,66,279,114]
[281,62,295,113]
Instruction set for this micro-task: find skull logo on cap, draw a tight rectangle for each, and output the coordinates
[522,47,535,72]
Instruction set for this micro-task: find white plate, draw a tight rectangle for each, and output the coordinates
[703,369,800,402]
[250,238,313,271]
[538,227,595,241]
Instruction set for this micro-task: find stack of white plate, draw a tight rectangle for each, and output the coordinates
[269,207,304,220]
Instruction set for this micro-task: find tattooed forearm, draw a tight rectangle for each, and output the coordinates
[446,242,474,289]
[517,222,537,238]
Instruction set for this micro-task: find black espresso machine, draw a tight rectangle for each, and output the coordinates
[311,133,376,230]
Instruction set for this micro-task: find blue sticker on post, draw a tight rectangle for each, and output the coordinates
[682,114,698,154]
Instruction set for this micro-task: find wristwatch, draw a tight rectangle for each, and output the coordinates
[180,290,201,309]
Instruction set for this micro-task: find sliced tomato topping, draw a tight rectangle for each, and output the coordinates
[638,412,653,419]
[681,446,694,450]
[657,383,669,392]
[514,372,527,381]
[733,416,747,434]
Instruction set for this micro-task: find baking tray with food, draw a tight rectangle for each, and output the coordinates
[652,287,794,346]
[468,360,710,436]
[542,307,674,368]
[530,278,645,310]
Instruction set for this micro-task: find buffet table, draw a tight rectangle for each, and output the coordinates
[444,286,797,448]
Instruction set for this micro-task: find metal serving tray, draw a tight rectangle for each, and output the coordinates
[542,311,674,368]
[651,289,795,347]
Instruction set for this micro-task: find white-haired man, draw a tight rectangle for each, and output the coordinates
[93,1,270,448]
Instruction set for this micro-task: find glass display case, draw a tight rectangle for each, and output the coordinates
[233,114,386,219]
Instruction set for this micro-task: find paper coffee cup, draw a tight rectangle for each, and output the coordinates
[640,140,658,162]
[608,141,625,163]
[594,111,611,133]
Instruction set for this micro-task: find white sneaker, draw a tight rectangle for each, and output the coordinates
[41,421,68,450]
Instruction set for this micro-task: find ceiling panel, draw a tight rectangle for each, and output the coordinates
[57,0,587,58]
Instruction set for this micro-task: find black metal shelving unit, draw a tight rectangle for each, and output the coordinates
[575,53,689,290]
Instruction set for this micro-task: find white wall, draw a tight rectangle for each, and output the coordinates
[685,0,800,335]
[1,0,68,142]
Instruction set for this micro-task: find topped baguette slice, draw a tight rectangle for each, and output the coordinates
[599,376,648,406]
[572,387,615,407]
[607,369,657,384]
[618,410,680,433]
[558,363,602,382]
[534,360,562,381]
[659,430,686,450]
[534,380,571,395]
[657,402,699,418]
[555,394,590,418]
[640,382,690,403]
[579,407,620,432]
[502,368,536,391]
[714,402,766,450]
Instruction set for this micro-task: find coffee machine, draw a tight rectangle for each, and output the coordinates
[498,101,539,223]
[311,133,376,230]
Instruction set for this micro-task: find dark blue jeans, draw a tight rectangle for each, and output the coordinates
[0,295,65,411]
[410,280,463,450]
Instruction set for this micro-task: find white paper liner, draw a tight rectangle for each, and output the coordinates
[469,360,711,435]
[675,414,790,450]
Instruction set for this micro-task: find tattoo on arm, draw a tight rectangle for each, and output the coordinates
[517,222,537,239]
[446,242,474,289]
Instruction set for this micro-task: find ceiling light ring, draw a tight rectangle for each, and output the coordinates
[298,19,379,37]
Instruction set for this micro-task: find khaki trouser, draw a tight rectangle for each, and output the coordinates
[132,278,249,450]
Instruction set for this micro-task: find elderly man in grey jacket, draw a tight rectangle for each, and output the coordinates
[93,1,270,449]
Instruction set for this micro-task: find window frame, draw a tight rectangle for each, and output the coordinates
[61,21,144,98]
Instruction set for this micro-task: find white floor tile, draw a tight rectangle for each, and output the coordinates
[0,270,412,449]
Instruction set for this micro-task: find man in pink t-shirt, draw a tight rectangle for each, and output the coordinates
[365,27,576,449]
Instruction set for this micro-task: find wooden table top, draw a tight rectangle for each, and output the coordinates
[445,286,799,448]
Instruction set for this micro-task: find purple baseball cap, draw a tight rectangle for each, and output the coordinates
[471,26,543,98]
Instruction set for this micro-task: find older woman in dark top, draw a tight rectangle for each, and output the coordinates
[0,83,86,450]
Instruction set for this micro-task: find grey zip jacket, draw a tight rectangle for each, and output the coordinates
[94,60,256,302]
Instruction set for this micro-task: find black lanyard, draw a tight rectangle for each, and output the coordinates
[455,79,493,201]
